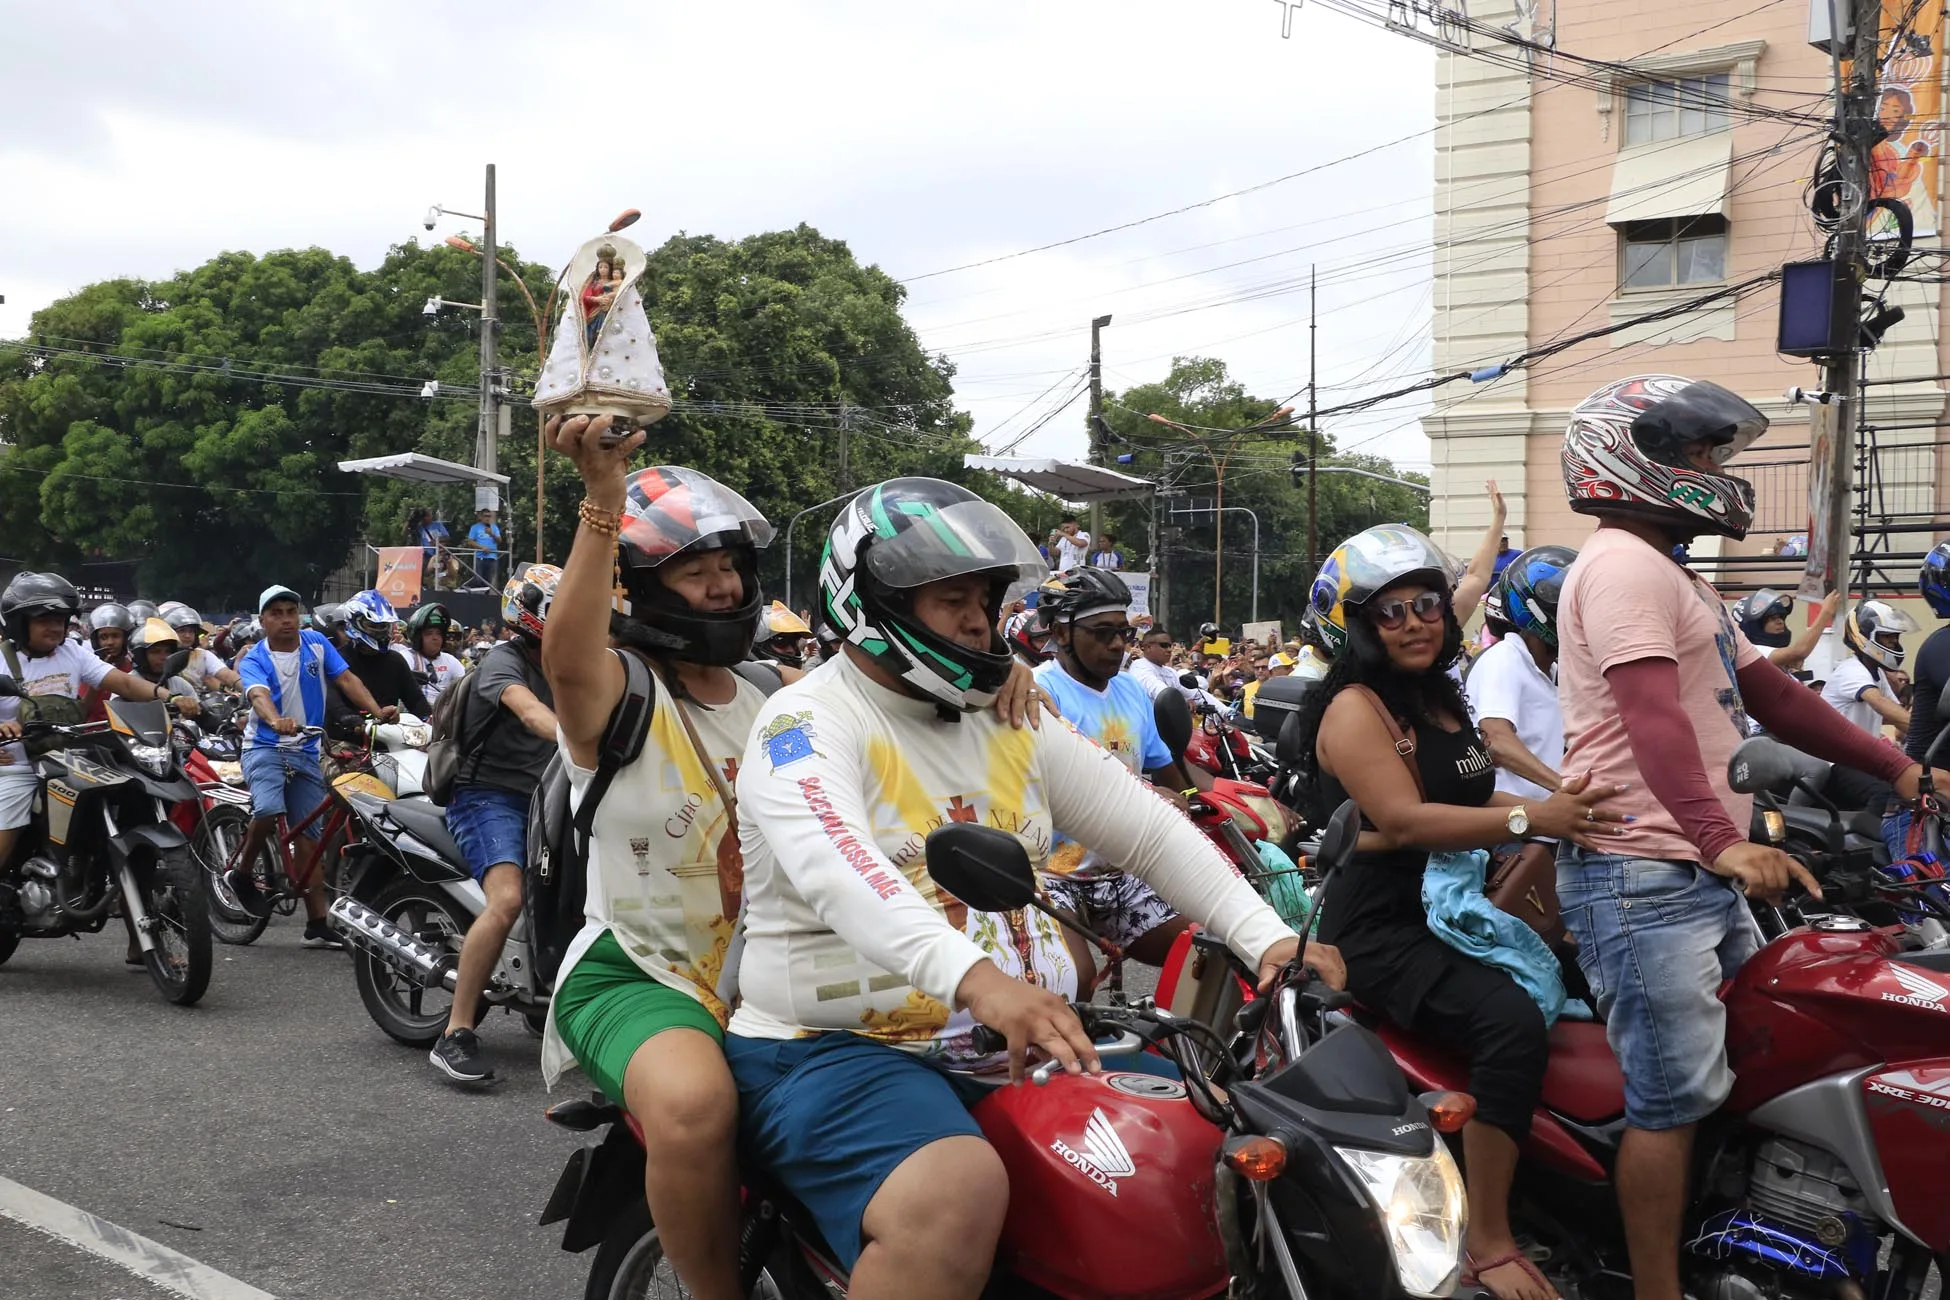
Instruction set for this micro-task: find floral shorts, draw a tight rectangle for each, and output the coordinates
[1041,871,1179,950]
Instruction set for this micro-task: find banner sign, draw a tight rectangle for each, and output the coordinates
[1799,403,1846,601]
[1124,571,1154,619]
[375,546,424,611]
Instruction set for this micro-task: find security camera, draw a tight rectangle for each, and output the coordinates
[420,381,441,399]
[1785,386,1838,407]
[423,205,440,232]
[422,296,442,317]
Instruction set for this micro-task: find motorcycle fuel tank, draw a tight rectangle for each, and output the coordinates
[973,1069,1227,1300]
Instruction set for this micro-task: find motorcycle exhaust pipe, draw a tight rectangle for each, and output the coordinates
[328,896,458,991]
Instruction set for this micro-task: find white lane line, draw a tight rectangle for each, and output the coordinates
[0,1174,277,1300]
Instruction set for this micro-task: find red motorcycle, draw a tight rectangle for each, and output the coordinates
[1336,736,1950,1299]
[542,822,1470,1300]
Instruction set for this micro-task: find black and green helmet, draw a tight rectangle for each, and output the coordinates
[819,478,1048,712]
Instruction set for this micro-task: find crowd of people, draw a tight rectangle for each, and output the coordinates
[5,370,1947,1300]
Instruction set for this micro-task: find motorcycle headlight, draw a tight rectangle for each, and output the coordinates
[1229,793,1286,840]
[126,740,173,778]
[213,760,245,787]
[1333,1144,1467,1298]
[399,722,431,749]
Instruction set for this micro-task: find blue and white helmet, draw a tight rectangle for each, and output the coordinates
[1922,542,1950,619]
[342,590,400,651]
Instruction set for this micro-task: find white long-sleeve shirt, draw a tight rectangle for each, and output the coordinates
[729,653,1290,1053]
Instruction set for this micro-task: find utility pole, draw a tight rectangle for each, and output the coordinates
[1087,314,1111,542]
[837,404,853,492]
[1306,264,1319,571]
[475,163,500,480]
[1816,0,1881,600]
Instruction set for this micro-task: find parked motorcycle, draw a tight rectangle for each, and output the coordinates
[326,786,548,1045]
[0,676,212,1004]
[1352,735,1950,1300]
[541,821,1466,1300]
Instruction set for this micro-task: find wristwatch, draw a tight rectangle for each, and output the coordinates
[1505,805,1530,838]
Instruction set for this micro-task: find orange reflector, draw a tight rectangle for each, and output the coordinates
[1423,1091,1476,1133]
[1223,1134,1288,1181]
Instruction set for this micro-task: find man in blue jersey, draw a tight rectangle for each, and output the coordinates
[221,585,395,945]
[1031,567,1200,970]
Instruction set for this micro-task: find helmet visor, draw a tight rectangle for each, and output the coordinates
[1328,525,1455,609]
[621,467,776,562]
[863,499,1049,602]
[1634,381,1768,469]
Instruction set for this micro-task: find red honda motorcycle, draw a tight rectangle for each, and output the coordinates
[542,822,1471,1300]
[1343,736,1950,1300]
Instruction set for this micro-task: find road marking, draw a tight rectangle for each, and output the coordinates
[0,1174,276,1300]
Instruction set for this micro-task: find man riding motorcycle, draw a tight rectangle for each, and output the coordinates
[88,603,135,669]
[394,602,463,703]
[126,620,202,718]
[158,601,241,692]
[327,591,433,736]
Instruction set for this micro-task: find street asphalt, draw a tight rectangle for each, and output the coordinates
[0,921,592,1300]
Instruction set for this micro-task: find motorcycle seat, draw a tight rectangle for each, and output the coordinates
[384,798,466,866]
[1540,1020,1625,1124]
[1844,808,1886,843]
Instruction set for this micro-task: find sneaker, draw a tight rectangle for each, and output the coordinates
[301,918,346,950]
[429,1028,495,1084]
[207,868,246,917]
[224,868,272,919]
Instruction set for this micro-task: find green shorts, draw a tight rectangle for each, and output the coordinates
[553,931,723,1104]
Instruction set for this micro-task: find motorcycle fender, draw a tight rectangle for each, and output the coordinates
[135,773,198,803]
[106,821,191,871]
[542,1126,645,1253]
[1861,1059,1950,1249]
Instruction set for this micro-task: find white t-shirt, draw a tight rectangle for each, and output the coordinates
[1464,635,1564,802]
[1053,530,1092,570]
[392,644,464,703]
[265,648,308,748]
[1821,656,1894,737]
[728,653,1289,1053]
[181,646,228,689]
[0,641,112,768]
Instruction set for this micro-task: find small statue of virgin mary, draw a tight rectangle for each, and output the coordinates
[534,231,672,427]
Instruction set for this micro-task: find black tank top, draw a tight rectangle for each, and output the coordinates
[1314,711,1496,953]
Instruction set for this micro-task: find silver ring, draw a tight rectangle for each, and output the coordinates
[1584,809,1597,823]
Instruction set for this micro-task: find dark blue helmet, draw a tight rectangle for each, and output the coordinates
[1499,545,1577,648]
[1923,542,1950,619]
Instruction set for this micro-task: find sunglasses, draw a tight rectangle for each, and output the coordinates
[1371,591,1448,631]
[1075,622,1136,646]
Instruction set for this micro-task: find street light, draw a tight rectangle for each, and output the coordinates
[782,489,861,610]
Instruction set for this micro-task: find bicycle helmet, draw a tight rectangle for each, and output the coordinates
[1036,566,1133,629]
[1733,588,1797,648]
[502,565,564,643]
[2,572,83,646]
[1499,545,1578,648]
[87,602,135,649]
[1309,524,1452,656]
[1843,598,1919,671]
[126,599,159,624]
[341,590,400,651]
[1561,375,1764,541]
[820,477,1045,713]
[1922,543,1950,619]
[613,465,775,666]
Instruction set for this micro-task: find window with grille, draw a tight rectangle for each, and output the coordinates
[1619,216,1729,289]
[1623,74,1731,145]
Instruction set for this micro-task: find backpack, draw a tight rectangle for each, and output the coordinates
[422,642,526,804]
[3,641,90,759]
[526,655,783,987]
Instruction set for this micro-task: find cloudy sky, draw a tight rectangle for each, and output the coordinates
[0,2,1438,470]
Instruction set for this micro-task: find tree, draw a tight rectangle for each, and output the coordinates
[1097,357,1430,639]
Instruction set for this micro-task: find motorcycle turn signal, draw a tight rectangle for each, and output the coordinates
[1419,1091,1476,1134]
[1222,1134,1288,1181]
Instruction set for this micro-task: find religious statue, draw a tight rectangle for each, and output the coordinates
[535,230,672,427]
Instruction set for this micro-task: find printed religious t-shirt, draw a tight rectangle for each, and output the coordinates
[1033,659,1171,879]
[1557,525,1764,864]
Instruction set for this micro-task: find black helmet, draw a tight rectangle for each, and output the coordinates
[408,602,453,638]
[1499,545,1578,648]
[313,603,346,638]
[1036,566,1133,631]
[87,602,135,649]
[3,572,83,646]
[614,466,774,667]
[820,477,1045,712]
[1733,588,1796,648]
[1199,622,1219,641]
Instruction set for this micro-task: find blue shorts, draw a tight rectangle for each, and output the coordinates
[724,1033,985,1270]
[445,785,529,881]
[241,746,328,839]
[1556,848,1760,1130]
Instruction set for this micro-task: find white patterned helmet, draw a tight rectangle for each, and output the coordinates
[1561,375,1764,540]
[1843,599,1919,671]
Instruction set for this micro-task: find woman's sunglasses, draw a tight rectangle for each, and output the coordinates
[1371,591,1448,631]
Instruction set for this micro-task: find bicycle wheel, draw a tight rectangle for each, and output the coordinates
[140,847,212,1006]
[194,806,272,946]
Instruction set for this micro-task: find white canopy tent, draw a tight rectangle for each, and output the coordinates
[963,455,1154,504]
[337,452,509,511]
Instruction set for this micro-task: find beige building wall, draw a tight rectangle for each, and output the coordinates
[1426,0,1949,584]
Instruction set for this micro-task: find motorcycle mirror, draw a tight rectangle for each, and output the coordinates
[924,823,1038,914]
[0,676,18,698]
[161,648,193,680]
[1315,798,1361,876]
[1727,736,1801,795]
[1153,689,1194,766]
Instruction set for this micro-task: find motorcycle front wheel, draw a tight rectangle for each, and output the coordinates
[194,805,272,946]
[584,1201,786,1300]
[351,876,480,1047]
[140,848,212,1005]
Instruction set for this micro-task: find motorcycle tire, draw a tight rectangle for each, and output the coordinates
[583,1200,786,1300]
[352,877,484,1047]
[194,805,272,947]
[140,848,212,1006]
[0,918,18,968]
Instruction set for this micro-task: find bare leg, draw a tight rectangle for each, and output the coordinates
[623,1029,742,1300]
[849,1136,1007,1300]
[1462,1121,1555,1300]
[1616,1124,1694,1300]
[444,863,520,1035]
[0,825,21,871]
[1126,914,1194,967]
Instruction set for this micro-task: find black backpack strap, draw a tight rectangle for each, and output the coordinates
[568,648,657,853]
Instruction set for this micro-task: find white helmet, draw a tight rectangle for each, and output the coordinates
[1843,599,1919,671]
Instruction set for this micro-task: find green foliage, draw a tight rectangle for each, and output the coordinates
[1099,357,1429,639]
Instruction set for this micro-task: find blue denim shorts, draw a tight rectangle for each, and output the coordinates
[241,745,328,839]
[1556,847,1760,1130]
[444,784,529,881]
[724,1033,986,1271]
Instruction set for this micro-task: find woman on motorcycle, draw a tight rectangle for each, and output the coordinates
[1293,525,1626,1300]
[127,619,201,718]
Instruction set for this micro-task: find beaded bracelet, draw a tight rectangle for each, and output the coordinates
[579,499,623,537]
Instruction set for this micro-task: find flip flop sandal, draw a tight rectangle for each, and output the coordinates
[1461,1248,1558,1300]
